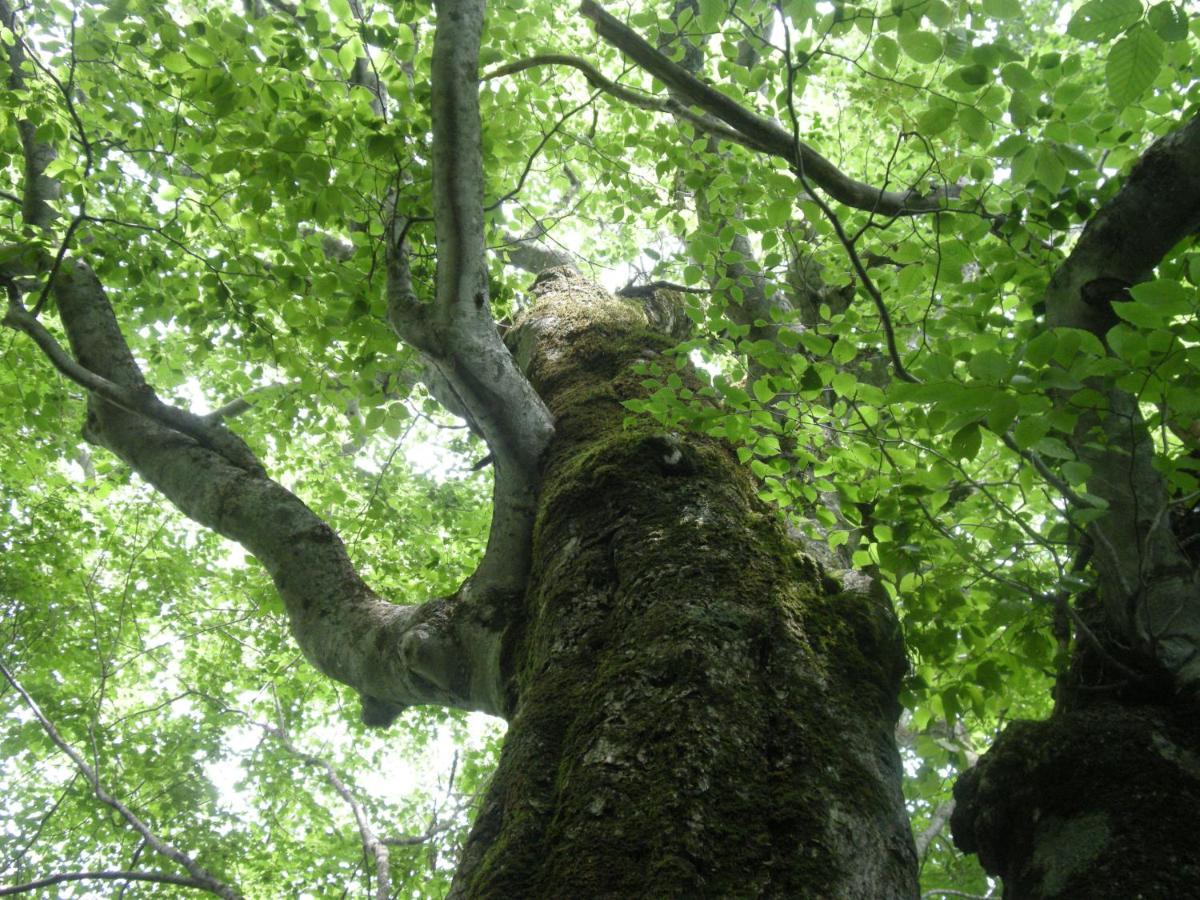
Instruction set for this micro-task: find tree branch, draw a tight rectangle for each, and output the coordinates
[0,659,243,900]
[2,286,264,474]
[578,0,956,217]
[390,0,554,600]
[0,871,214,897]
[914,798,956,860]
[1,0,59,231]
[1,0,524,721]
[40,256,510,718]
[212,695,393,900]
[484,53,762,154]
[1040,113,1200,692]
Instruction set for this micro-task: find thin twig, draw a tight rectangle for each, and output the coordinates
[0,871,212,897]
[775,8,917,383]
[0,659,243,900]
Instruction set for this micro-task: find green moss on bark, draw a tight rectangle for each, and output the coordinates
[452,272,916,899]
[953,702,1200,898]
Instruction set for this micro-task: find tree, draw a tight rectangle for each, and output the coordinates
[1,0,1197,896]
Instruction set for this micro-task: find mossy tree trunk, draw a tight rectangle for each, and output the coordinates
[449,268,917,898]
[950,117,1200,898]
[951,595,1200,897]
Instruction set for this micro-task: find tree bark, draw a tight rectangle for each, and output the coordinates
[951,701,1200,898]
[952,114,1200,896]
[449,268,917,898]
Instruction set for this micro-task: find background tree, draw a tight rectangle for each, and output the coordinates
[1,0,1198,897]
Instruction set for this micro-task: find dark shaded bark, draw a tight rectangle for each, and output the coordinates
[953,114,1200,896]
[951,702,1200,898]
[449,269,917,898]
[1042,114,1200,693]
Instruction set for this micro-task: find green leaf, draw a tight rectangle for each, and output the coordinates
[957,107,992,145]
[1034,145,1067,195]
[1147,2,1189,41]
[1000,62,1038,92]
[765,198,793,227]
[1067,0,1143,43]
[1032,436,1074,460]
[982,0,1022,18]
[1062,461,1092,484]
[967,350,1010,382]
[950,422,982,460]
[161,51,191,73]
[337,37,365,76]
[1013,416,1050,449]
[986,394,1020,434]
[1112,302,1169,328]
[917,106,957,135]
[873,35,899,69]
[210,150,241,174]
[945,64,991,91]
[899,31,943,64]
[1106,24,1165,106]
[1128,278,1193,313]
[1024,331,1058,367]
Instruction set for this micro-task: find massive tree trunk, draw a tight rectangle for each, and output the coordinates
[449,268,917,897]
[950,117,1200,898]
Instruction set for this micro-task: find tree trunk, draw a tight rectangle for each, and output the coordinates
[449,268,917,898]
[951,700,1200,898]
[951,593,1200,898]
[950,115,1200,897]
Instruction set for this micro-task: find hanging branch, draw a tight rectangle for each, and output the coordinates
[0,660,243,900]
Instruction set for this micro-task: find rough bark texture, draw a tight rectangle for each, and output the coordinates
[449,269,917,898]
[1042,114,1200,694]
[951,701,1200,899]
[953,114,1200,895]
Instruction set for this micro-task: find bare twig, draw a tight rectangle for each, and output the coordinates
[0,871,213,897]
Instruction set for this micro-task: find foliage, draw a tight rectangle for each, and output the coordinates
[1,0,1198,895]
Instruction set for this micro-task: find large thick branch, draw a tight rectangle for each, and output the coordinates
[578,0,954,217]
[2,1,524,722]
[1042,114,1200,693]
[42,259,509,719]
[388,0,554,599]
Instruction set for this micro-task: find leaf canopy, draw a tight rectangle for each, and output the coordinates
[2,0,1198,895]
